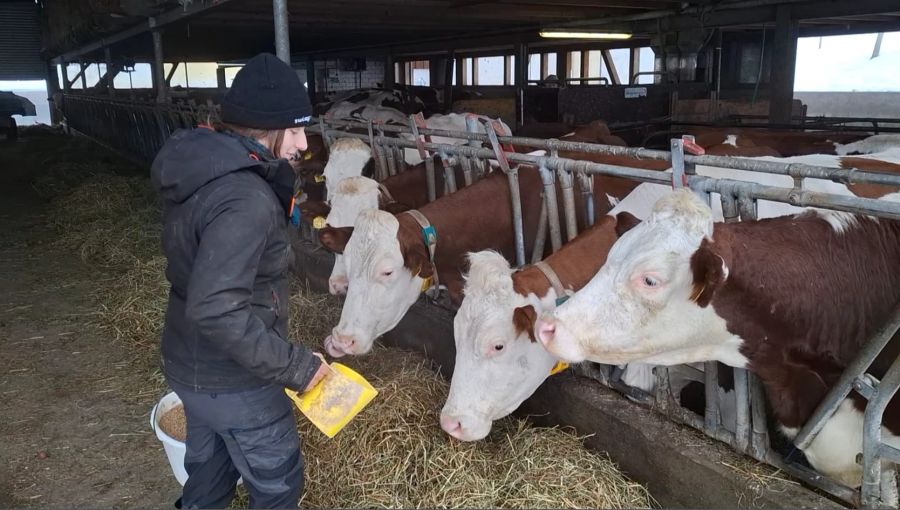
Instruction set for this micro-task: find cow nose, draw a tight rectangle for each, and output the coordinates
[324,331,356,357]
[329,276,349,295]
[536,319,556,347]
[440,413,464,438]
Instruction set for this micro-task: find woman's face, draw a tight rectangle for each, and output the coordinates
[278,127,308,160]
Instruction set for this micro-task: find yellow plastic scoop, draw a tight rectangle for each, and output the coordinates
[285,362,378,438]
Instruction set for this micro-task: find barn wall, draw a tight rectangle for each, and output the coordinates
[796,91,900,119]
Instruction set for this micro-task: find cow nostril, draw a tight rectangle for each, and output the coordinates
[537,320,556,346]
[440,414,463,435]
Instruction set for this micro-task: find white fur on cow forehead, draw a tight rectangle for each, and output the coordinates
[326,177,381,228]
[647,188,714,239]
[462,251,515,297]
[329,137,371,154]
[345,209,403,268]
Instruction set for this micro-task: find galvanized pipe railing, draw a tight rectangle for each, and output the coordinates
[318,128,900,222]
[310,118,900,189]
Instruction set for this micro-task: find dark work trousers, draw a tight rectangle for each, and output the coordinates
[168,380,304,509]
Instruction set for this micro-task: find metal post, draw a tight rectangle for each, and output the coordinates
[514,41,528,129]
[749,374,771,460]
[439,151,458,195]
[704,361,721,436]
[305,57,316,104]
[150,18,166,103]
[45,61,62,125]
[531,197,549,265]
[768,5,799,125]
[733,368,751,454]
[557,167,578,242]
[104,47,115,97]
[538,163,563,253]
[272,0,291,64]
[576,172,595,227]
[216,66,227,92]
[485,120,525,267]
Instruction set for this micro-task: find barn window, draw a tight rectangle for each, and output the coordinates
[404,60,430,86]
[475,56,504,86]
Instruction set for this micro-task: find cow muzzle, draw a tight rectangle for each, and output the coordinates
[324,330,357,358]
[328,275,349,296]
[439,412,491,442]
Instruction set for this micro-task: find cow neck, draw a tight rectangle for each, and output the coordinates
[401,209,439,292]
[512,215,620,302]
[705,214,900,430]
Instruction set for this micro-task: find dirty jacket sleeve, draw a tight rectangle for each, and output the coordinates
[184,189,322,392]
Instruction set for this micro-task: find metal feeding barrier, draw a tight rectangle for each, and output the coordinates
[310,115,900,509]
[56,93,900,508]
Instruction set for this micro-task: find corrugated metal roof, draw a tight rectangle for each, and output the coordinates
[0,1,45,80]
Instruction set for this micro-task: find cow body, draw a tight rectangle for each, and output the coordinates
[536,188,900,486]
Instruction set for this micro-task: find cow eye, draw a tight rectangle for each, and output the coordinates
[382,270,394,277]
[643,275,659,288]
[494,344,504,351]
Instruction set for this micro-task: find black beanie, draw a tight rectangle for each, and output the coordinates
[221,53,313,130]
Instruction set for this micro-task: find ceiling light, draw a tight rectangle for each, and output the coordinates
[539,30,632,40]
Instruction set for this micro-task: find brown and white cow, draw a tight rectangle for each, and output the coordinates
[535,188,900,486]
[440,154,868,441]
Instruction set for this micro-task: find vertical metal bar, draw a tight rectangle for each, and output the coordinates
[671,138,687,189]
[539,164,563,253]
[862,356,900,507]
[150,19,166,104]
[484,120,525,267]
[733,368,751,454]
[273,0,291,64]
[464,115,481,185]
[557,167,578,242]
[79,61,87,89]
[439,151,458,194]
[104,47,115,97]
[576,172,595,227]
[738,194,759,221]
[749,373,771,461]
[367,121,387,181]
[424,156,437,201]
[531,195,549,264]
[720,193,740,223]
[396,146,408,173]
[704,361,721,436]
[385,142,398,177]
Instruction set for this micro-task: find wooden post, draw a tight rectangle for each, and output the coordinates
[768,5,799,125]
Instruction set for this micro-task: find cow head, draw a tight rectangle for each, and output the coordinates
[322,177,382,296]
[441,251,559,441]
[321,209,432,357]
[322,138,372,200]
[535,188,734,366]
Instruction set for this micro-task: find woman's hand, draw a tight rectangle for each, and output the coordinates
[302,353,331,393]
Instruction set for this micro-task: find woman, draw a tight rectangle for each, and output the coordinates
[151,53,330,509]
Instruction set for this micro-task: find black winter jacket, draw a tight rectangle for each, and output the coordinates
[150,127,321,392]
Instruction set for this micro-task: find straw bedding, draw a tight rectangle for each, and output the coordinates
[37,127,655,509]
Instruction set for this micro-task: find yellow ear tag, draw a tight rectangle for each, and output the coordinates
[313,216,327,229]
[549,361,569,376]
[420,276,433,292]
[314,174,326,183]
[303,151,313,161]
[285,362,378,438]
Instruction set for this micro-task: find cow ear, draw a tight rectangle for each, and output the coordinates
[689,238,728,307]
[512,305,538,343]
[614,211,641,236]
[318,226,353,254]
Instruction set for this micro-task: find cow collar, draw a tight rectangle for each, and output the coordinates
[533,260,573,305]
[402,209,439,293]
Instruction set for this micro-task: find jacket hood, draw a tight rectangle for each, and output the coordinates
[151,127,284,204]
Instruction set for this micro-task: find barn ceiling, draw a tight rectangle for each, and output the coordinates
[44,0,900,63]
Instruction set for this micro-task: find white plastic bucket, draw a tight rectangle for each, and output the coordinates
[151,391,190,486]
[150,392,244,487]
